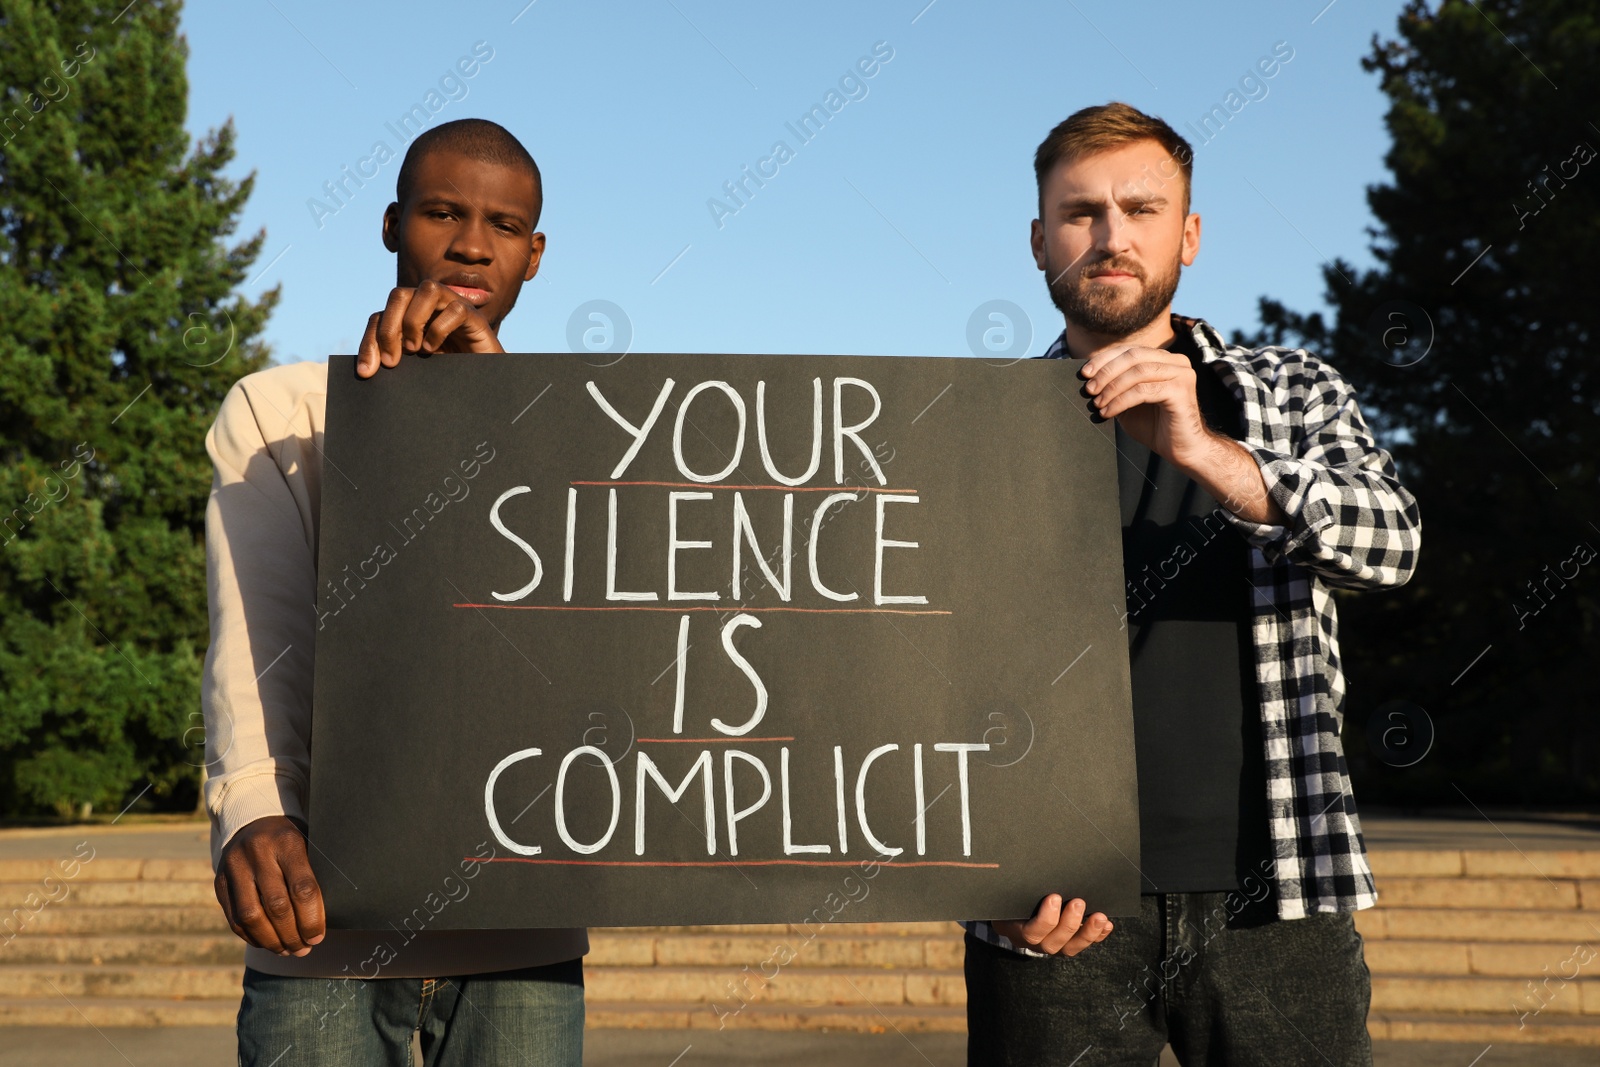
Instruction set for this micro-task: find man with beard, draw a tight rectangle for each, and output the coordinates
[961,103,1420,1066]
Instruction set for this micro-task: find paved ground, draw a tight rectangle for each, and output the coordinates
[1,1027,1596,1066]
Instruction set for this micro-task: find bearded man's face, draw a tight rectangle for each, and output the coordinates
[1032,139,1198,341]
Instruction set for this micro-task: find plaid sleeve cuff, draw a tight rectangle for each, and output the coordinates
[961,919,1051,958]
[1216,445,1331,562]
[1218,441,1419,589]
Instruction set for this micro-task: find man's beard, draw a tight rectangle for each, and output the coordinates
[1045,251,1181,338]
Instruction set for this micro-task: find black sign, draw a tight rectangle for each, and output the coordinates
[308,352,1139,928]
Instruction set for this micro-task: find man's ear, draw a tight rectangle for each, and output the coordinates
[1030,217,1046,271]
[382,202,401,253]
[1181,211,1201,267]
[523,231,546,282]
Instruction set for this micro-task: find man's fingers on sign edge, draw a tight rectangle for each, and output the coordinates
[1036,896,1089,954]
[261,823,323,954]
[1096,364,1194,415]
[213,868,252,945]
[420,299,473,353]
[1018,892,1063,942]
[1096,358,1186,391]
[252,859,314,956]
[220,863,290,954]
[1047,912,1113,956]
[995,896,1113,956]
[357,312,383,377]
[277,842,328,947]
[1000,894,1064,944]
[1083,347,1187,386]
[375,287,416,366]
[399,281,453,353]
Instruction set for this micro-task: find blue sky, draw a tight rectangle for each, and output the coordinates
[180,0,1404,365]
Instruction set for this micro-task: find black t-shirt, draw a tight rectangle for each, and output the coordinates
[1115,325,1273,894]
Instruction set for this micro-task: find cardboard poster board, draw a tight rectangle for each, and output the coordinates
[308,352,1138,929]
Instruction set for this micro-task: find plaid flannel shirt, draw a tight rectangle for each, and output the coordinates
[964,314,1421,956]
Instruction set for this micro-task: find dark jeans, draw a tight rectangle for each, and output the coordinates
[965,891,1372,1067]
[237,959,584,1067]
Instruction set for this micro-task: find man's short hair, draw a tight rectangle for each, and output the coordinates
[1034,102,1194,215]
[395,118,543,222]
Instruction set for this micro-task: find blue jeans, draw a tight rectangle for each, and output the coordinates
[237,959,584,1067]
[964,891,1372,1066]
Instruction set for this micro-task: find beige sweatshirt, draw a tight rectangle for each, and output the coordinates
[201,360,588,978]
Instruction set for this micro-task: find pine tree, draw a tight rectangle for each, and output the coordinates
[0,0,276,817]
[1238,0,1599,802]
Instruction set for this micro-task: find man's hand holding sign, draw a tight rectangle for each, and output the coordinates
[1081,344,1286,529]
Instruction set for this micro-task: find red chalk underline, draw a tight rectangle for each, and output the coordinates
[464,857,998,869]
[573,480,917,494]
[638,737,795,743]
[452,604,951,615]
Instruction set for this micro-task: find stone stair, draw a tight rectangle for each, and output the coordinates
[584,922,967,1032]
[0,857,238,1026]
[1361,848,1600,1045]
[2,846,1600,1042]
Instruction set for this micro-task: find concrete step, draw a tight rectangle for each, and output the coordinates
[1372,973,1600,1015]
[6,905,229,936]
[587,930,964,970]
[3,929,1588,980]
[10,844,1600,1037]
[0,859,213,882]
[18,874,1600,915]
[584,999,967,1032]
[0,997,239,1027]
[584,966,966,1008]
[0,964,243,1000]
[0,934,244,966]
[0,881,217,907]
[1373,876,1584,910]
[1364,938,1600,978]
[1356,906,1600,942]
[0,997,1596,1042]
[1369,1010,1600,1046]
[605,922,961,937]
[584,1003,1600,1043]
[1370,849,1600,880]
